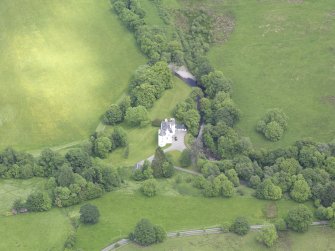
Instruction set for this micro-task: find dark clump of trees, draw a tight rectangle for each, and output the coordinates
[179,149,192,167]
[2,146,124,211]
[129,61,173,108]
[141,179,158,197]
[90,127,128,159]
[230,217,250,235]
[129,219,166,246]
[26,192,52,212]
[173,92,201,136]
[257,109,288,142]
[285,205,313,232]
[80,204,100,224]
[133,160,153,181]
[151,147,174,178]
[256,223,278,247]
[103,97,130,125]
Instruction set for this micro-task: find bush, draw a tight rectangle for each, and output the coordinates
[12,199,26,211]
[154,225,166,243]
[26,192,52,212]
[125,106,149,127]
[132,219,166,246]
[257,109,288,142]
[221,222,231,233]
[285,205,313,232]
[230,217,250,235]
[80,204,100,224]
[256,224,278,247]
[179,149,192,167]
[64,231,76,249]
[141,179,158,197]
[275,218,287,231]
[102,104,123,125]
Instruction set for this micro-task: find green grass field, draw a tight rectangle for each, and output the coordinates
[74,180,305,250]
[119,226,335,251]
[0,178,46,214]
[0,0,145,150]
[206,0,335,148]
[0,209,71,251]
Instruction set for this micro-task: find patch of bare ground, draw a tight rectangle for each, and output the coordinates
[263,202,278,219]
[173,8,235,44]
[212,14,235,43]
[321,96,335,107]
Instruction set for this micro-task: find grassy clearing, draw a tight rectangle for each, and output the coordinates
[0,209,71,251]
[205,0,335,148]
[0,178,46,214]
[119,226,335,251]
[105,77,192,166]
[75,179,305,250]
[0,0,145,150]
[166,150,182,166]
[141,0,165,26]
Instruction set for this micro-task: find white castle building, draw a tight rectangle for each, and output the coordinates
[158,118,186,147]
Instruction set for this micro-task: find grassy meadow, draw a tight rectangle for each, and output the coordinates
[0,0,145,150]
[120,226,335,251]
[0,175,312,251]
[0,178,46,214]
[0,209,71,251]
[74,181,306,250]
[205,0,335,148]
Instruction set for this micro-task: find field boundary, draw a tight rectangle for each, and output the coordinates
[101,221,329,251]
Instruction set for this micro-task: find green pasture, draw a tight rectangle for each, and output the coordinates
[75,180,305,250]
[120,226,335,251]
[0,209,71,251]
[0,0,145,150]
[0,178,46,214]
[206,0,335,148]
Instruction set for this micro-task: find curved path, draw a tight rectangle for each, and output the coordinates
[101,221,329,251]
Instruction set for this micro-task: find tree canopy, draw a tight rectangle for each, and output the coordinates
[80,204,100,224]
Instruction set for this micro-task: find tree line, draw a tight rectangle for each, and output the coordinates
[4,129,128,213]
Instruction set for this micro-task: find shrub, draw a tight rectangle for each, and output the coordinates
[256,224,278,247]
[221,222,231,233]
[275,218,287,231]
[179,149,192,167]
[102,104,122,125]
[230,217,250,235]
[125,106,149,127]
[64,231,76,249]
[154,225,166,243]
[132,219,166,246]
[141,179,158,197]
[257,109,288,142]
[285,205,313,232]
[80,204,100,224]
[26,192,52,212]
[12,199,26,211]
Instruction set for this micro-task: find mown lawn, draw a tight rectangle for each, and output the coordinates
[0,209,71,251]
[75,180,305,250]
[0,0,145,150]
[0,178,46,214]
[119,226,335,251]
[205,0,335,148]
